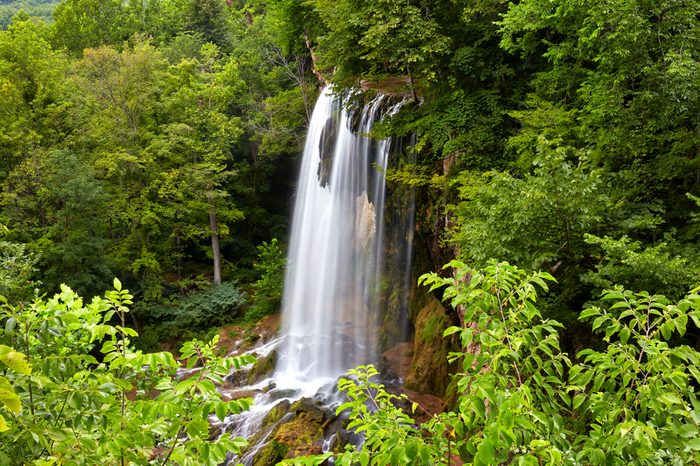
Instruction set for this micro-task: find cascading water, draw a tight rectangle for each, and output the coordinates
[224,87,414,465]
[275,87,406,387]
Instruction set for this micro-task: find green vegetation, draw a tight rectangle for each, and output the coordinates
[1,0,699,463]
[2,0,695,325]
[285,262,700,465]
[0,0,58,28]
[0,281,254,464]
[136,280,246,351]
[245,237,286,322]
[0,1,308,303]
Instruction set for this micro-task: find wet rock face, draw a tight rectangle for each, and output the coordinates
[404,295,454,395]
[245,351,276,384]
[318,115,337,188]
[379,341,414,379]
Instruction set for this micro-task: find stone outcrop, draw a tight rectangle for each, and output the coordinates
[404,294,454,395]
[250,397,330,466]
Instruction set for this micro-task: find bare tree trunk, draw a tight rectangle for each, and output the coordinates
[405,60,418,101]
[208,197,222,285]
[303,32,326,87]
[175,225,182,281]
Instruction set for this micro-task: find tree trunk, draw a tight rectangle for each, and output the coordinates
[209,200,222,285]
[303,32,326,87]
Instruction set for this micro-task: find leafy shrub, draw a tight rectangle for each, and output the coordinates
[136,281,245,349]
[245,238,286,322]
[0,281,254,465]
[582,234,700,299]
[0,240,38,302]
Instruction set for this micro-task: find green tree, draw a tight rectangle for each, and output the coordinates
[0,11,68,179]
[50,0,128,54]
[153,43,245,285]
[311,0,451,90]
[183,0,231,50]
[69,41,169,298]
[497,0,700,271]
[2,150,112,296]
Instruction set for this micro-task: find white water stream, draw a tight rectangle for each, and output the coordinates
[275,87,403,387]
[225,87,410,464]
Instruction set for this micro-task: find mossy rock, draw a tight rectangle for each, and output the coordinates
[253,439,289,466]
[246,351,277,384]
[405,295,452,395]
[274,412,324,446]
[260,399,291,431]
[252,405,326,465]
[289,397,325,423]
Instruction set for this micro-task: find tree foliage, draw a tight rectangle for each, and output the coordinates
[0,1,310,300]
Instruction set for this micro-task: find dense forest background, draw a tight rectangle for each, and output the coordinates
[1,0,697,331]
[0,0,314,312]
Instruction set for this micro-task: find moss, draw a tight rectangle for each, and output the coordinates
[252,439,288,466]
[405,295,453,395]
[260,400,291,430]
[251,409,325,464]
[420,314,447,343]
[246,351,276,384]
[274,412,324,446]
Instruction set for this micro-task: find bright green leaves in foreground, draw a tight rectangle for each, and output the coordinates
[421,261,569,465]
[570,289,700,464]
[0,283,254,465]
[0,342,30,432]
[296,261,700,465]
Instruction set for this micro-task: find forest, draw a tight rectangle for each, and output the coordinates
[0,0,698,464]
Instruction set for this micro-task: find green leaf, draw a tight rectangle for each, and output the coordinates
[0,413,7,432]
[185,418,210,439]
[0,393,21,414]
[113,278,122,291]
[619,327,630,344]
[675,314,688,337]
[677,423,698,438]
[687,437,700,450]
[475,439,496,465]
[579,308,600,320]
[359,452,369,466]
[591,316,606,331]
[473,397,486,420]
[215,402,227,422]
[0,345,31,375]
[660,321,673,340]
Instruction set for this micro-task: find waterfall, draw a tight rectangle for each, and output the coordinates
[275,87,409,386]
[223,87,415,465]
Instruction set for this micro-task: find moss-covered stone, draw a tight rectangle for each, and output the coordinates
[253,439,288,466]
[274,412,324,446]
[260,400,291,431]
[404,295,452,395]
[250,400,327,465]
[246,351,277,384]
[289,397,325,423]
